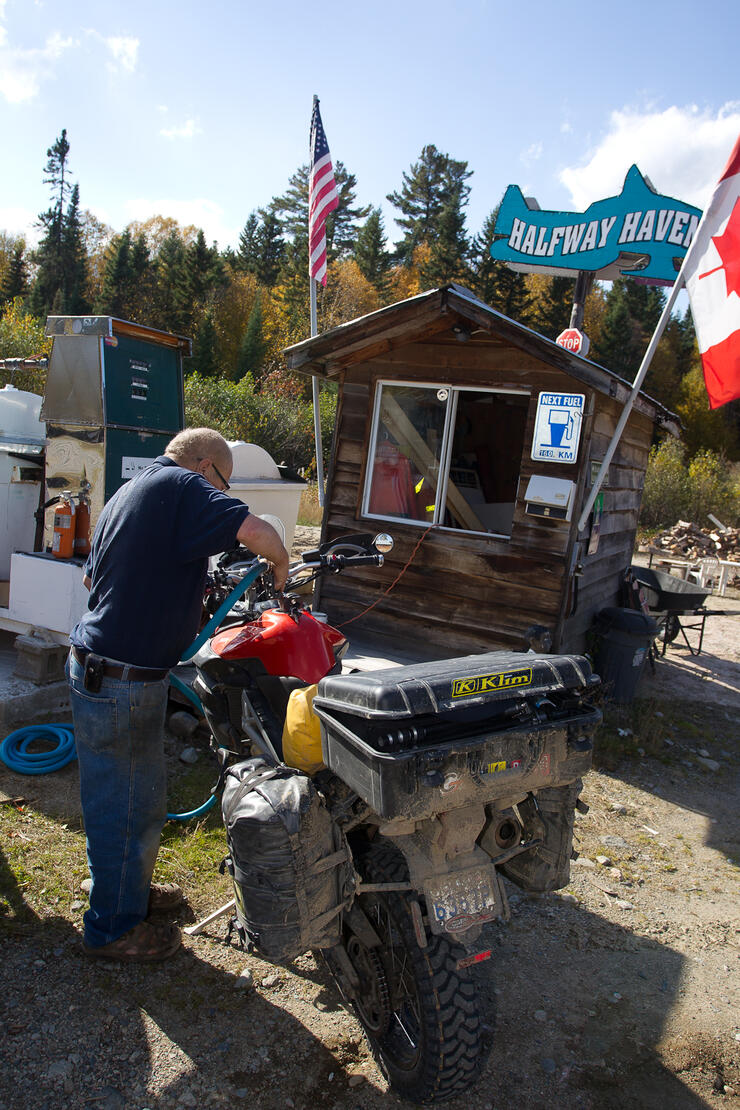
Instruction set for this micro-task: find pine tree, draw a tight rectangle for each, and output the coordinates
[0,244,29,306]
[153,230,188,332]
[190,309,219,377]
[61,184,89,314]
[590,280,638,376]
[526,276,575,340]
[387,144,472,266]
[470,209,529,321]
[272,161,369,263]
[98,229,133,317]
[354,208,391,295]
[30,129,72,317]
[237,296,268,380]
[237,213,260,272]
[421,199,471,288]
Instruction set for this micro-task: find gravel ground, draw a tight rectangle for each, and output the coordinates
[1,534,738,1110]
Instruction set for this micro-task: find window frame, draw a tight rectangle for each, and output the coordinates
[361,379,531,538]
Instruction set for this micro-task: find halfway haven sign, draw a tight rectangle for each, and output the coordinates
[490,165,702,284]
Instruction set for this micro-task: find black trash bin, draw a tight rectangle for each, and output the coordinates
[591,607,658,703]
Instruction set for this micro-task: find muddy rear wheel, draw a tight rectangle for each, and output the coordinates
[349,844,485,1102]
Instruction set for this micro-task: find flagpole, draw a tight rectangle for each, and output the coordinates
[310,272,325,506]
[576,276,687,533]
[309,92,326,508]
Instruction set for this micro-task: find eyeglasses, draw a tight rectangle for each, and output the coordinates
[210,461,231,491]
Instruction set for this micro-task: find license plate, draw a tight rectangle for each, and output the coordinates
[425,867,501,933]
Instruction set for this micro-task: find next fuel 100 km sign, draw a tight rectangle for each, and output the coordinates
[531,392,585,463]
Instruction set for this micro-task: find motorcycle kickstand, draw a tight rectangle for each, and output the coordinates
[183,898,236,936]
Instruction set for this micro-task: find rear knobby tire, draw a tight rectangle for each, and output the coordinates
[351,843,485,1102]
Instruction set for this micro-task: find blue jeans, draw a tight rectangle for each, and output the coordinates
[67,653,169,947]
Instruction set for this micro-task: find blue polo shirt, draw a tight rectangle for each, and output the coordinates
[71,456,250,669]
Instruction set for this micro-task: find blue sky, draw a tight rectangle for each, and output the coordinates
[1,0,739,253]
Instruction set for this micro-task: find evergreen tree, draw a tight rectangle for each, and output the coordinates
[470,209,529,321]
[237,296,268,380]
[175,230,226,334]
[387,144,472,266]
[354,208,391,295]
[526,276,575,340]
[0,244,29,306]
[272,161,369,262]
[421,199,471,288]
[254,209,285,286]
[190,309,219,377]
[153,229,188,332]
[98,229,133,317]
[237,213,259,272]
[60,184,89,314]
[30,129,72,316]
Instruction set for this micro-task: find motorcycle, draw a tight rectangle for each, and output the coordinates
[190,532,601,1102]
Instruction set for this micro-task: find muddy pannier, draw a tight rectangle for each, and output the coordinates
[221,758,350,961]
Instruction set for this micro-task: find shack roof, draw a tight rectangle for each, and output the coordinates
[284,284,679,431]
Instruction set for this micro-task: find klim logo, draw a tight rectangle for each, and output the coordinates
[451,669,533,698]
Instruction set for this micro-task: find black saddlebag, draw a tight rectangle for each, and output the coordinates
[221,758,350,961]
[313,651,600,821]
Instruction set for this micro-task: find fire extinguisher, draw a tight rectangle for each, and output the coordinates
[74,480,91,558]
[52,491,76,560]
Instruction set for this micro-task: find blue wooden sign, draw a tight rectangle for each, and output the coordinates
[490,166,701,285]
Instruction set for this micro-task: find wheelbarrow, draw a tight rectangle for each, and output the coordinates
[628,565,711,656]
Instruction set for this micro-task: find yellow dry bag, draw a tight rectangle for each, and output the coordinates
[281,683,325,775]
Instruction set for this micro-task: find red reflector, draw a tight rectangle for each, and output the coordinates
[456,949,492,969]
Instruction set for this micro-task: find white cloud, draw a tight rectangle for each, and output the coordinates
[0,27,78,104]
[160,119,202,140]
[521,141,543,166]
[560,104,740,211]
[124,197,239,248]
[104,35,139,72]
[0,205,39,244]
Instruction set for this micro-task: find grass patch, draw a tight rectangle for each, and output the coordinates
[593,694,740,770]
[297,483,323,527]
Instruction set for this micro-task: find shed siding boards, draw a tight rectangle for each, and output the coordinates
[315,332,647,657]
[286,287,674,661]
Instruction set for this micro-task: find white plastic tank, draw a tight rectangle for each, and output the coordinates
[226,441,305,554]
[0,385,46,580]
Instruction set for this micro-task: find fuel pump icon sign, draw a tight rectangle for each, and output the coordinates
[531,392,585,463]
[548,408,573,447]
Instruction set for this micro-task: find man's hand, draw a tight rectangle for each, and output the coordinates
[236,514,290,590]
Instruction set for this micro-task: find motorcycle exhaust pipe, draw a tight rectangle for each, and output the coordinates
[493,813,522,850]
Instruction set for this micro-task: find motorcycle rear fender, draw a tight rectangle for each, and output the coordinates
[379,805,509,938]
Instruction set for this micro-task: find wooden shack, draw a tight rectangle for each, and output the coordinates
[284,285,678,658]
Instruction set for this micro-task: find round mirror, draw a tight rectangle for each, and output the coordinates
[373,532,394,554]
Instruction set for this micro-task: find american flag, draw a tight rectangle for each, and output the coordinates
[309,99,339,286]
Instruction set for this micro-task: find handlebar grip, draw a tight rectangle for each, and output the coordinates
[328,553,383,569]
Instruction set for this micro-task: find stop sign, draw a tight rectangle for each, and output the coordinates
[556,328,590,357]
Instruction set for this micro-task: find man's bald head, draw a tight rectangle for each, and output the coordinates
[165,429,233,477]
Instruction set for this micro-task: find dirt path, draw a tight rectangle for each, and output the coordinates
[1,545,738,1110]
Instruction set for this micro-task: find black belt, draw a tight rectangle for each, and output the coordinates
[71,646,169,682]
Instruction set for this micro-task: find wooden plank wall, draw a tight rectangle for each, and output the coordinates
[560,400,653,651]
[316,330,653,660]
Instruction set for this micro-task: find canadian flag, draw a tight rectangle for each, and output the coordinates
[683,134,740,409]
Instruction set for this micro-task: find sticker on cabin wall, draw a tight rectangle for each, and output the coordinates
[451,669,532,698]
[531,392,584,463]
[121,456,158,480]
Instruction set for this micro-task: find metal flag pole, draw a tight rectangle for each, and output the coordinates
[310,94,325,507]
[577,273,686,533]
[310,272,325,506]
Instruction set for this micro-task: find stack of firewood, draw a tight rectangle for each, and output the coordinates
[650,521,740,561]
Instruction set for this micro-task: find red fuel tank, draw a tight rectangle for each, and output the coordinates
[211,610,345,683]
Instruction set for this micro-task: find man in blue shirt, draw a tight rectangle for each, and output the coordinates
[68,428,289,961]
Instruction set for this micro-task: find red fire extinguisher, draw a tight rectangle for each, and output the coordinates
[74,480,91,558]
[52,492,76,559]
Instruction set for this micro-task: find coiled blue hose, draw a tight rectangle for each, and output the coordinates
[2,568,263,816]
[0,724,76,774]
